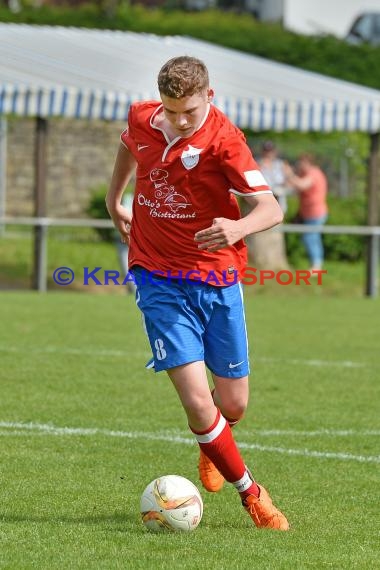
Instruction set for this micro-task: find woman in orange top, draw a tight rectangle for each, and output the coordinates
[286,154,328,271]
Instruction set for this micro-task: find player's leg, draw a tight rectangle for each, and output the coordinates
[198,282,249,492]
[198,372,289,529]
[197,374,248,492]
[168,363,259,499]
[167,361,216,431]
[212,374,249,425]
[202,284,289,530]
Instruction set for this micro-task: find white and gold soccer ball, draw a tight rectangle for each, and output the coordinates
[140,475,203,532]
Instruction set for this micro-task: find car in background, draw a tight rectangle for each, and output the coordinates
[346,12,380,46]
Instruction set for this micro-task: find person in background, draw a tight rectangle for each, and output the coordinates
[258,141,290,214]
[285,154,328,271]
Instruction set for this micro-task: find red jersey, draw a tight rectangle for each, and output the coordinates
[121,101,271,284]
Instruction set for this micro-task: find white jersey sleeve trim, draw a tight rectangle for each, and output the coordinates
[120,136,130,149]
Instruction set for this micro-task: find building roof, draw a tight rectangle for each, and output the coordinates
[1,23,380,132]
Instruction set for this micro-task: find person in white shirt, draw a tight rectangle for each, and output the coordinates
[258,141,290,214]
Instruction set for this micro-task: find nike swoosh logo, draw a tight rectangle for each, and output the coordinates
[229,361,244,369]
[137,144,149,151]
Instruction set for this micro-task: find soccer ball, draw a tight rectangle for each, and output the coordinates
[140,474,203,532]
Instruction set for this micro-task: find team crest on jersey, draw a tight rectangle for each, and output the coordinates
[181,145,203,170]
[148,168,192,214]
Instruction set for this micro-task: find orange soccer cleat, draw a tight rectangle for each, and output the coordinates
[198,449,225,492]
[243,484,289,531]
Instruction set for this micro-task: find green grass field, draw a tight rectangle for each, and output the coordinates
[0,291,379,569]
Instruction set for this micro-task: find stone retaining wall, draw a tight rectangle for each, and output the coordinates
[4,117,126,217]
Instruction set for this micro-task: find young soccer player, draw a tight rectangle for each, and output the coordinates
[106,56,289,530]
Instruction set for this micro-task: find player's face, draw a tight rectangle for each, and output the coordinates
[161,89,213,138]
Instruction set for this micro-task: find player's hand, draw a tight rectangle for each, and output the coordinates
[194,218,244,252]
[106,204,132,244]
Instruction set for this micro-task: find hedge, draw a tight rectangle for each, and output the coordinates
[1,3,380,89]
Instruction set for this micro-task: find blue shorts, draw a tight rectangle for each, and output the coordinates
[131,266,250,378]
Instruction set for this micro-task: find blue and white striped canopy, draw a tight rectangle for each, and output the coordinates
[1,23,380,132]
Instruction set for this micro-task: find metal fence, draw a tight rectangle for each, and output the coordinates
[1,217,379,297]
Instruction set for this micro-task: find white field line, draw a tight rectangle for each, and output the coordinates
[0,345,372,369]
[238,428,380,437]
[0,421,379,464]
[257,356,367,368]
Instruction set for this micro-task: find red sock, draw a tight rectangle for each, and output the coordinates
[191,409,259,499]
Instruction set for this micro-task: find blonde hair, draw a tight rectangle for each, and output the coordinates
[157,56,209,99]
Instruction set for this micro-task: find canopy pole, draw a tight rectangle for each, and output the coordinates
[32,117,48,292]
[365,132,379,298]
[0,117,6,237]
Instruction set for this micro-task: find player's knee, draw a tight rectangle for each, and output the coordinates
[220,398,247,421]
[182,396,215,428]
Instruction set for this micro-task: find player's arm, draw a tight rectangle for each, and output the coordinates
[239,192,284,234]
[195,194,283,252]
[105,143,137,243]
